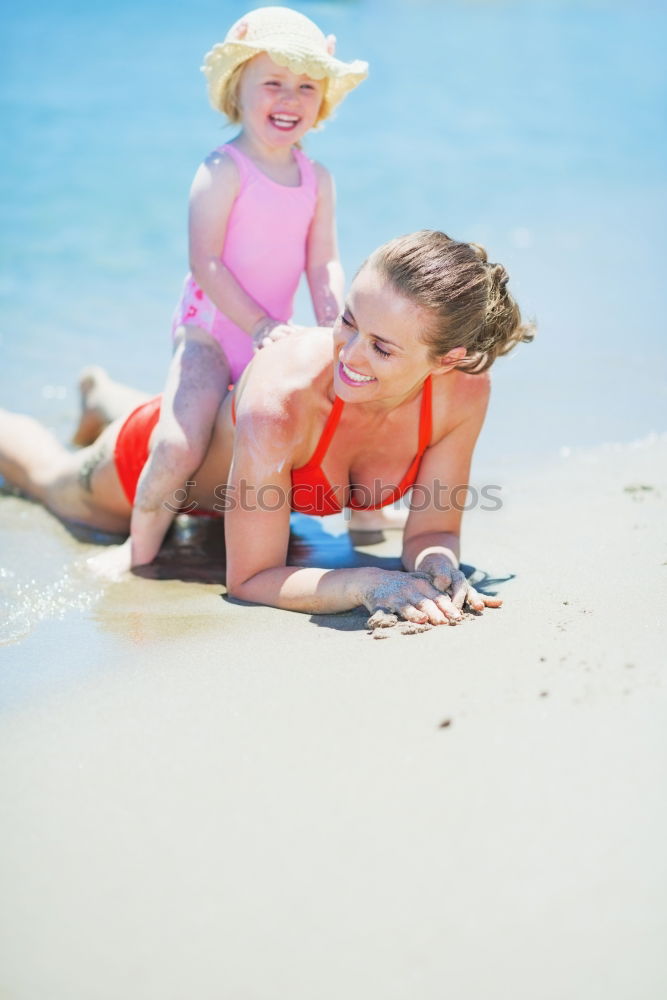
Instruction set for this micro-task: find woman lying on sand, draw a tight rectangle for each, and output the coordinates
[0,231,533,626]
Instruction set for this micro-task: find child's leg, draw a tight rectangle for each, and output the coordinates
[142,326,231,496]
[129,326,231,566]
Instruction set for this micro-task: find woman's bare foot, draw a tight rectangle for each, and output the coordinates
[72,366,150,446]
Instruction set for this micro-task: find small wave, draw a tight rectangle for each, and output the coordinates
[0,566,104,646]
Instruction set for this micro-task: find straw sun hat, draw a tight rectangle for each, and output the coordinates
[202,6,368,122]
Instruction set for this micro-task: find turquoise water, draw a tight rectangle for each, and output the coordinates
[2,0,666,470]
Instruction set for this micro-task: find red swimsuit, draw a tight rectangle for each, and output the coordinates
[231,376,432,516]
[114,377,433,517]
[113,396,161,506]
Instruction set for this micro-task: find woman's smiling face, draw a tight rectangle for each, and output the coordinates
[332,265,442,404]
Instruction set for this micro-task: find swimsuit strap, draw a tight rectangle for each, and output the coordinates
[233,375,430,474]
[215,143,251,184]
[231,389,344,465]
[216,142,312,189]
[303,375,431,472]
[301,395,344,468]
[291,147,318,192]
[417,375,433,454]
[395,375,433,487]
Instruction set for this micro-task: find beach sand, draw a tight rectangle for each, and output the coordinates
[1,435,665,999]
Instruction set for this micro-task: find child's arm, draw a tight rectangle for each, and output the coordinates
[189,150,281,342]
[305,165,345,326]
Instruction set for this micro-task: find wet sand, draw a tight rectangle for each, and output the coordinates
[1,435,666,999]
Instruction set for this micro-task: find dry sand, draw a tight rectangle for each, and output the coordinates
[1,435,666,999]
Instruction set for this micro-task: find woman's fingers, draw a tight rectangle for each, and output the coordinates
[433,593,463,623]
[428,568,502,615]
[398,603,441,626]
[463,585,486,612]
[366,579,448,626]
[447,570,469,609]
[367,609,398,630]
[410,597,449,625]
[459,585,503,612]
[365,572,502,628]
[428,568,471,617]
[474,589,503,609]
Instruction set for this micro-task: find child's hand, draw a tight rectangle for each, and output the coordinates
[252,318,304,350]
[86,539,133,581]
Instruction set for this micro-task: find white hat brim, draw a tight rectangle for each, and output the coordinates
[203,39,368,114]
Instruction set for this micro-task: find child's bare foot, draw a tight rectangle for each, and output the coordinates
[72,366,149,446]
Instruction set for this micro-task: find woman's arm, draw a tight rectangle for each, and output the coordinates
[223,385,457,624]
[223,400,365,611]
[189,152,279,340]
[305,165,345,326]
[401,375,501,614]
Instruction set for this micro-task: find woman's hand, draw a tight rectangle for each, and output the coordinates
[415,553,503,614]
[361,568,466,627]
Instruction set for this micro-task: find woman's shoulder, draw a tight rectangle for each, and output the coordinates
[430,369,491,439]
[235,328,333,424]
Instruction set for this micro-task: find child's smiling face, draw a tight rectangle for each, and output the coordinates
[237,53,325,147]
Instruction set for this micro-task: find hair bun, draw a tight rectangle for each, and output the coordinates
[367,230,534,374]
[469,242,488,264]
[488,262,509,290]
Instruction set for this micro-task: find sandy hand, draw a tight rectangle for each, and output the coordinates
[416,554,503,614]
[362,568,464,627]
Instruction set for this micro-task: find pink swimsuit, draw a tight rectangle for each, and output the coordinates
[171,143,318,381]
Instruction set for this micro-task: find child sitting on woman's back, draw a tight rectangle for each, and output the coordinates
[126,6,367,570]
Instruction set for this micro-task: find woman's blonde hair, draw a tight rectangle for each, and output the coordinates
[218,57,331,126]
[366,230,535,373]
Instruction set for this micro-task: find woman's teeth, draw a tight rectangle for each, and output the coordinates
[342,362,374,383]
[270,114,299,130]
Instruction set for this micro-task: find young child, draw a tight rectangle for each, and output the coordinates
[125,6,368,570]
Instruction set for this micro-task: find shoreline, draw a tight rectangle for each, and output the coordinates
[1,428,665,647]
